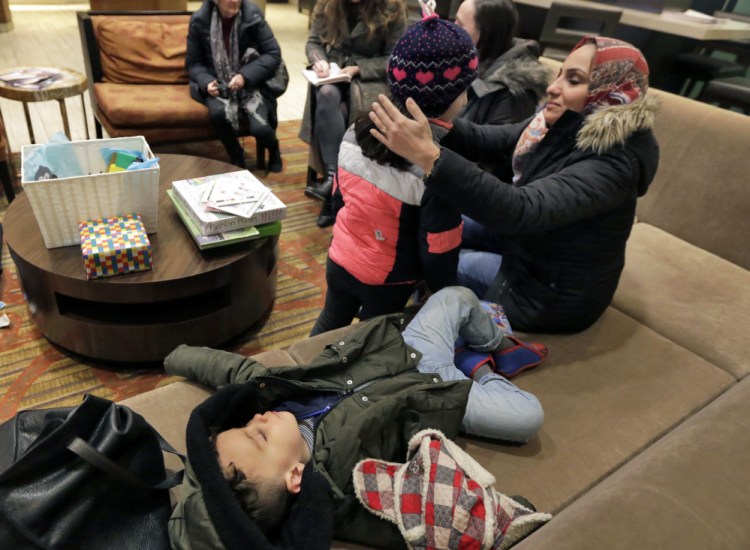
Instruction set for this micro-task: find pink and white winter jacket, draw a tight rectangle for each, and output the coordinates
[329,128,463,290]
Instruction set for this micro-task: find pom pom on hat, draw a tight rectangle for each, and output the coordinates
[388,7,478,118]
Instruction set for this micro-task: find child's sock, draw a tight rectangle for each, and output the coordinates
[454,348,495,380]
[492,336,548,379]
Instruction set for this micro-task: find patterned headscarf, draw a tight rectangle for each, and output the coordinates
[575,36,649,115]
[511,36,649,183]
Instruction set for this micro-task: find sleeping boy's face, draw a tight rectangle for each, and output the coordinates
[215,411,311,492]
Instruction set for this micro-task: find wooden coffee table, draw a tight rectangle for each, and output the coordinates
[4,154,279,364]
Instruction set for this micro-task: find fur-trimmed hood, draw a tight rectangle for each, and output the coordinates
[471,39,550,102]
[576,94,659,155]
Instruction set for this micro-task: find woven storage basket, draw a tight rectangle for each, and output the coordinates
[21,136,159,249]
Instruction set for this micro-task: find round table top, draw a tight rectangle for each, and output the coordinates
[4,154,269,292]
[0,66,88,102]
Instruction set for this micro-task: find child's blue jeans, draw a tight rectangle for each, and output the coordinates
[403,286,543,443]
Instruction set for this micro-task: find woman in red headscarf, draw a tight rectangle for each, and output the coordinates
[368,37,660,333]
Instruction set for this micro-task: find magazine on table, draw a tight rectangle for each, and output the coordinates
[0,68,63,90]
[202,176,273,218]
[171,170,286,236]
[302,63,351,86]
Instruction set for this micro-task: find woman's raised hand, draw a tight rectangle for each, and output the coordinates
[369,95,440,172]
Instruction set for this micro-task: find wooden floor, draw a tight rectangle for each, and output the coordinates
[0,1,310,153]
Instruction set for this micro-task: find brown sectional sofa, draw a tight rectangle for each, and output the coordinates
[77,7,263,146]
[123,88,750,548]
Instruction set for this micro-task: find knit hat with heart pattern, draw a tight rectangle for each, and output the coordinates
[388,10,478,118]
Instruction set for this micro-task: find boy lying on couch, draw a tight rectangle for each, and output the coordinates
[164,286,547,550]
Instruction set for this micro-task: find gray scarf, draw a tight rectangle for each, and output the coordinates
[209,6,267,131]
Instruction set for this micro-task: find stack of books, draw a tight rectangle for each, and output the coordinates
[169,170,286,250]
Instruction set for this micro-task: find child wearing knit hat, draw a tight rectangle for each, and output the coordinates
[387,0,479,118]
[309,2,481,336]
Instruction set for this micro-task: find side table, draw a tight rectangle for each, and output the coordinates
[0,66,89,144]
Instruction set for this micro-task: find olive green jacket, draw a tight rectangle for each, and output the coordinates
[165,314,471,550]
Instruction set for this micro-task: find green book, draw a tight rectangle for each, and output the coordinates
[167,189,281,250]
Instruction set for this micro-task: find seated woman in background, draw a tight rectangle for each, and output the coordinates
[309,11,475,336]
[186,0,283,171]
[455,0,549,128]
[454,0,551,299]
[369,36,660,334]
[300,0,407,228]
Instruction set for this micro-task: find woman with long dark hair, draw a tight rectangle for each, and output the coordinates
[299,0,407,227]
[455,0,548,128]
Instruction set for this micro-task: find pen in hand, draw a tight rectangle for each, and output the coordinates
[312,52,330,78]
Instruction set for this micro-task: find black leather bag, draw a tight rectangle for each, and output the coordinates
[0,394,184,550]
[242,47,289,99]
[264,58,290,98]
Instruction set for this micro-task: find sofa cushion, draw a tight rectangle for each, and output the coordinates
[93,83,209,128]
[512,376,750,550]
[123,381,211,466]
[95,106,214,144]
[460,307,733,515]
[93,16,190,85]
[613,223,750,380]
[639,89,750,271]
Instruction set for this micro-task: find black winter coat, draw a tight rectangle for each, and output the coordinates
[435,97,660,333]
[186,0,281,112]
[458,39,549,128]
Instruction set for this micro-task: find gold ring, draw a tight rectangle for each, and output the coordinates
[382,126,389,134]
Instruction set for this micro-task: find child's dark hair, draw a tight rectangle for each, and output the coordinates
[224,463,290,532]
[353,96,412,171]
[210,430,291,533]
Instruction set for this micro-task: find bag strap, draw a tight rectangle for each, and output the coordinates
[68,432,185,491]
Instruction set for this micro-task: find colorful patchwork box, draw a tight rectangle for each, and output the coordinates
[79,214,152,280]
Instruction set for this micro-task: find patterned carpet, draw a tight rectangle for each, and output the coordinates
[0,121,331,422]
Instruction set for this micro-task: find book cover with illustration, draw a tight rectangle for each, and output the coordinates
[171,170,286,236]
[167,190,282,250]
